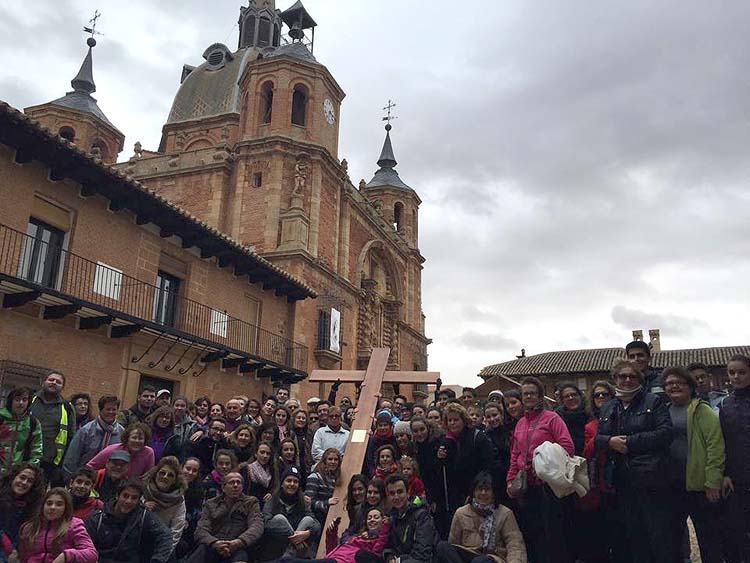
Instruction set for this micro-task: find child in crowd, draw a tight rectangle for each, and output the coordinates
[398,455,426,498]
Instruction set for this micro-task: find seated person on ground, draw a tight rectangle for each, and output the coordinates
[85,479,173,563]
[190,471,264,563]
[384,473,438,563]
[92,449,130,504]
[68,466,103,520]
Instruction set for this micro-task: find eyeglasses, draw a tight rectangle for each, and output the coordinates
[665,381,687,388]
[615,374,640,381]
[593,392,612,399]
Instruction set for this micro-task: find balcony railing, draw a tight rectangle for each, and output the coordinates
[0,223,308,373]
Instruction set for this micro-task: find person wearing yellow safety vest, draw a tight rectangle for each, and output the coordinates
[29,370,75,486]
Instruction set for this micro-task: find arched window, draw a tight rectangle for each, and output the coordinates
[393,202,403,231]
[291,84,308,126]
[58,126,75,142]
[260,81,273,125]
[258,17,271,46]
[243,15,256,46]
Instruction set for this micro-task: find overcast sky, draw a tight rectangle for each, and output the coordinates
[2,1,749,388]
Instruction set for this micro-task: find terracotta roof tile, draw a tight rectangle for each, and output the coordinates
[480,345,750,379]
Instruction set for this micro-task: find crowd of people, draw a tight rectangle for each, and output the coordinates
[0,341,748,563]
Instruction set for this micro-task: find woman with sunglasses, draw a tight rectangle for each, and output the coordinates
[141,456,187,551]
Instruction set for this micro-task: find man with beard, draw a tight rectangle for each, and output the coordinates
[117,386,156,427]
[29,370,75,485]
[93,450,131,504]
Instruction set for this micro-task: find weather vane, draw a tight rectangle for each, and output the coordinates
[382,99,398,128]
[83,10,102,38]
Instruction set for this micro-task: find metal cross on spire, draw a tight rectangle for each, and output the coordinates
[382,99,398,129]
[83,10,102,38]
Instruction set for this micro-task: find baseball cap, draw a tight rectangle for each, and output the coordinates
[156,389,171,398]
[108,450,131,463]
[306,397,321,405]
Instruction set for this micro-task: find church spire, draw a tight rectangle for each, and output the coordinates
[377,124,397,169]
[71,37,97,94]
[366,101,412,192]
[23,12,125,164]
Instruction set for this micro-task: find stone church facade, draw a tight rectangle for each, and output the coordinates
[0,0,429,403]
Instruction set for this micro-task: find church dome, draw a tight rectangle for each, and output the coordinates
[166,45,253,124]
[166,42,318,124]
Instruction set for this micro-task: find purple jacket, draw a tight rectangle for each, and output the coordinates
[20,517,97,563]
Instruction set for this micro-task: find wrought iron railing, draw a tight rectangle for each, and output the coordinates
[0,223,308,372]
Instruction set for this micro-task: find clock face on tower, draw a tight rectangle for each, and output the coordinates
[323,98,335,125]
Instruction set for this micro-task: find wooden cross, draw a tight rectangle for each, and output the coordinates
[309,347,439,557]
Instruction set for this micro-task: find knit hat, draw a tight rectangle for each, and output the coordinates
[394,421,411,436]
[376,410,393,424]
[280,465,301,483]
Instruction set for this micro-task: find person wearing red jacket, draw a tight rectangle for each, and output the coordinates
[67,467,103,521]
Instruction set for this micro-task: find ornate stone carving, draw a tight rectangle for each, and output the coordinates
[133,141,143,158]
[290,154,309,209]
[359,179,366,190]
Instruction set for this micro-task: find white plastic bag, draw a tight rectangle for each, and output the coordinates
[532,441,590,498]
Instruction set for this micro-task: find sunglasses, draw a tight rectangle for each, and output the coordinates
[593,392,611,399]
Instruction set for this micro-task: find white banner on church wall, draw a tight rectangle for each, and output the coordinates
[330,308,340,353]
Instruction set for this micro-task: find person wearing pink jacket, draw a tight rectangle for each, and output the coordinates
[86,423,155,478]
[18,488,97,563]
[506,376,574,563]
[323,506,391,563]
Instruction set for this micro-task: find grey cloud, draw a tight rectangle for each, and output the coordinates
[457,331,519,352]
[2,1,749,387]
[611,306,710,338]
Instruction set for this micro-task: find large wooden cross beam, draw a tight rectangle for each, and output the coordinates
[309,347,439,557]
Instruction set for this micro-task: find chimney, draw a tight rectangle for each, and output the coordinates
[649,329,661,353]
[632,330,644,342]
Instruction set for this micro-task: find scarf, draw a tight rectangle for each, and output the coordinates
[247,461,272,488]
[277,424,288,441]
[615,385,643,400]
[193,415,208,429]
[374,462,398,480]
[375,426,393,440]
[472,500,497,552]
[97,417,116,451]
[143,478,184,509]
[209,469,223,486]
